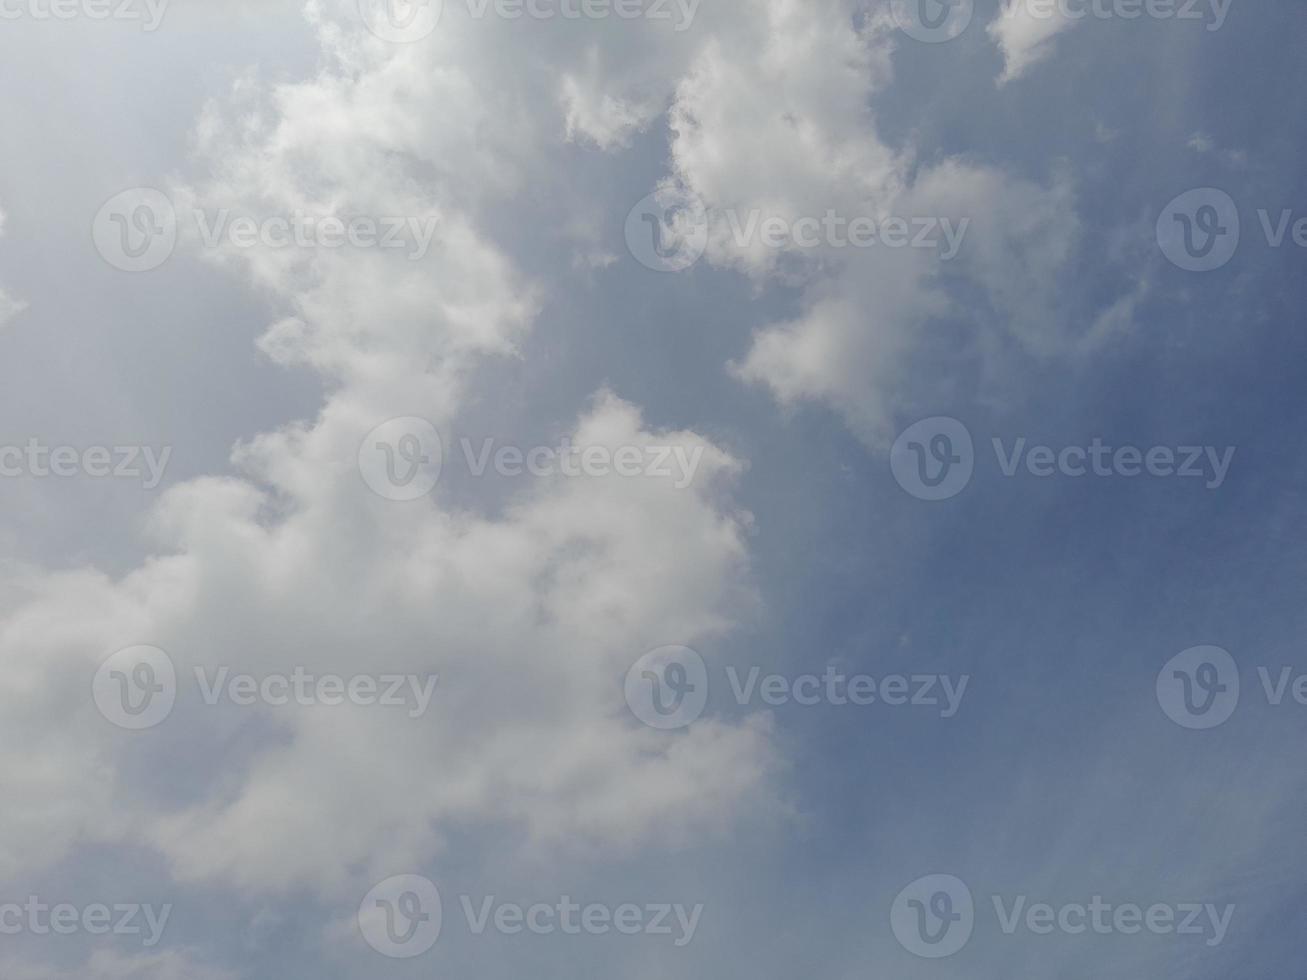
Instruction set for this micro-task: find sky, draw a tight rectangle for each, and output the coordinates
[1,1,1305,978]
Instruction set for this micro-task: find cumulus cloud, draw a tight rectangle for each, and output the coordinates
[0,1,1152,976]
[987,0,1081,84]
[651,0,1108,445]
[0,0,783,904]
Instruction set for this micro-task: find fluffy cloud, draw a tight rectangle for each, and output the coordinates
[0,2,1150,976]
[0,0,783,903]
[987,0,1081,84]
[653,1,1105,445]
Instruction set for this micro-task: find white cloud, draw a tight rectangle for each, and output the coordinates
[656,1,1101,445]
[0,1,783,901]
[987,0,1081,85]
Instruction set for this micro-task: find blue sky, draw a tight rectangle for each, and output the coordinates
[0,2,1305,978]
